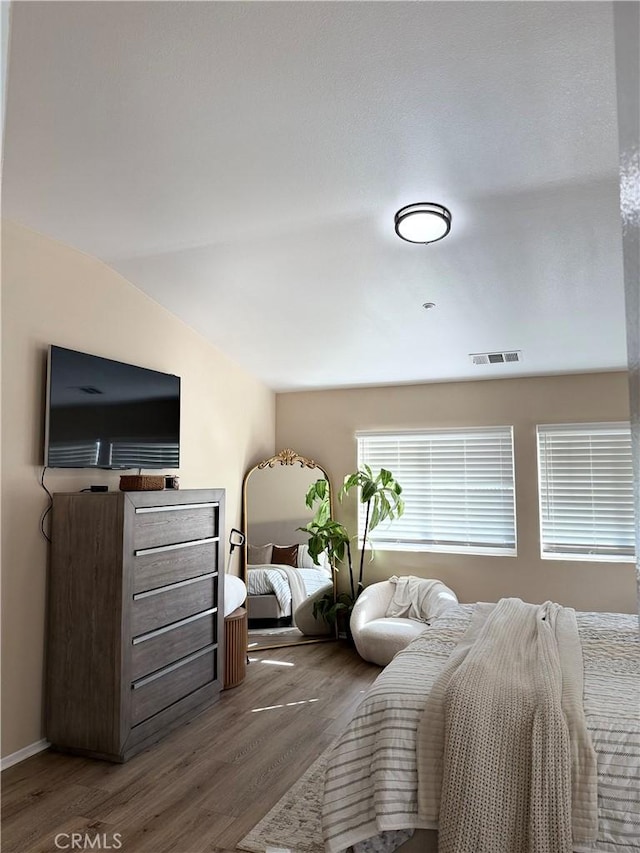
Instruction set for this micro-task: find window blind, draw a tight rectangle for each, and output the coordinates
[537,422,635,561]
[356,427,516,556]
[47,440,101,467]
[109,441,179,469]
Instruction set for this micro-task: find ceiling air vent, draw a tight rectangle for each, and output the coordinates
[470,350,522,366]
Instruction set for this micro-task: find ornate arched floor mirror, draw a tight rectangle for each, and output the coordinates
[242,449,337,650]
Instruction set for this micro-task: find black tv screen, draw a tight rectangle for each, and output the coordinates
[45,346,180,469]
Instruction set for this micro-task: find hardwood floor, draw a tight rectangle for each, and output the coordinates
[2,641,380,853]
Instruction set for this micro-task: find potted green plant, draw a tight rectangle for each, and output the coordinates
[299,466,404,631]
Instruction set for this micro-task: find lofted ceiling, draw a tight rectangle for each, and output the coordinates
[2,1,627,391]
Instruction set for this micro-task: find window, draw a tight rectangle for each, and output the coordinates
[356,427,516,556]
[47,440,100,467]
[537,422,635,562]
[109,441,179,469]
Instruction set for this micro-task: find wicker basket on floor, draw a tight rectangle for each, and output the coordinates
[119,475,165,491]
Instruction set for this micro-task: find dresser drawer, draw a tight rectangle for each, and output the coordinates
[133,503,218,551]
[131,647,217,726]
[133,540,218,594]
[131,574,217,637]
[131,609,216,681]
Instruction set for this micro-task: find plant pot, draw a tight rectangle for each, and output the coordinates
[337,609,354,644]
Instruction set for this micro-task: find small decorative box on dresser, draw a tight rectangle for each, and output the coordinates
[46,488,225,762]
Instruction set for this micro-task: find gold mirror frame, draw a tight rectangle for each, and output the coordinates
[241,449,337,650]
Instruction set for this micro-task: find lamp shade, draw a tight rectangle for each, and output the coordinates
[394,203,452,244]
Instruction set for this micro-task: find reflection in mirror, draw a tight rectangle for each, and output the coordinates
[242,449,336,650]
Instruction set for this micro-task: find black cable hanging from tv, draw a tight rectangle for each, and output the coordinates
[40,466,53,543]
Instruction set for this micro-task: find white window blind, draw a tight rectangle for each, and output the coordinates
[109,441,179,469]
[537,422,635,561]
[47,440,101,467]
[356,427,516,556]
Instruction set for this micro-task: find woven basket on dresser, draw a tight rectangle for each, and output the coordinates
[119,475,165,491]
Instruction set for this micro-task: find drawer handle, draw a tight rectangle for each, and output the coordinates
[132,644,216,689]
[135,502,218,514]
[133,571,217,600]
[132,608,217,644]
[134,537,218,557]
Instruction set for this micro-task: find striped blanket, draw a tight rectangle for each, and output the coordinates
[247,564,332,620]
[247,565,296,614]
[322,605,639,853]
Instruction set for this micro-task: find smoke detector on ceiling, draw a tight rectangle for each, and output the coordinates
[469,350,522,366]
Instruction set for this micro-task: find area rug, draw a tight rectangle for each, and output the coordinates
[250,627,300,637]
[248,627,320,649]
[236,745,329,853]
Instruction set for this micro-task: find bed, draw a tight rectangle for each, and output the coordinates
[323,603,640,853]
[246,543,332,625]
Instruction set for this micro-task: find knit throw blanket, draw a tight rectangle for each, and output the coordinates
[416,598,597,853]
[271,564,307,627]
[386,576,458,623]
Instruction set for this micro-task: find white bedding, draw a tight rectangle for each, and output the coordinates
[247,564,332,615]
[323,604,640,853]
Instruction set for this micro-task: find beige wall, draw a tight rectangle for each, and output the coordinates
[0,220,275,758]
[246,463,323,546]
[276,373,636,613]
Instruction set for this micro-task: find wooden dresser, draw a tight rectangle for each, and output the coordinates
[46,488,225,762]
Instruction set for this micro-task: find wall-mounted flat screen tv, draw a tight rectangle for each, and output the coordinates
[45,346,180,469]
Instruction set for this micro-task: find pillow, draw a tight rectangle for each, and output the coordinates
[298,544,331,574]
[271,544,299,568]
[247,543,273,565]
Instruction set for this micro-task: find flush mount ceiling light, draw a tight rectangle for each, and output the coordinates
[394,202,452,244]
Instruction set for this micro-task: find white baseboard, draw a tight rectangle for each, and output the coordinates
[1,738,50,771]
